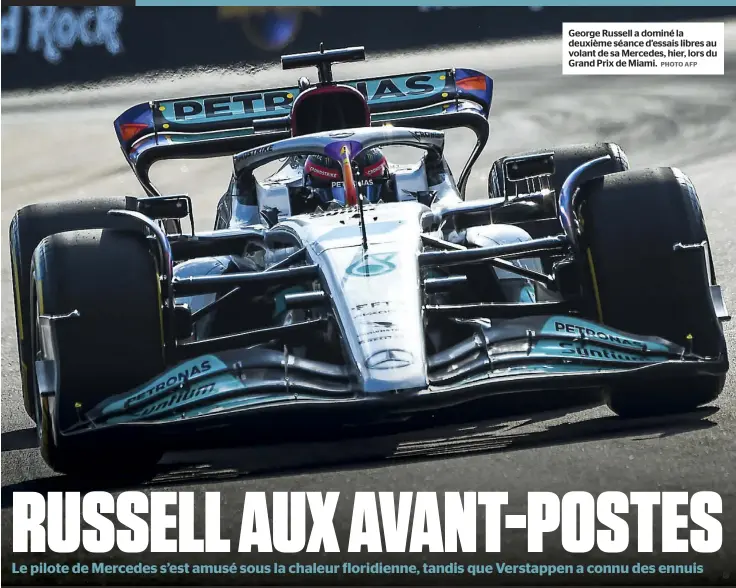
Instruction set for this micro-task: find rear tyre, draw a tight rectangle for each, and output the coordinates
[578,167,727,418]
[10,197,137,420]
[489,142,629,219]
[489,144,630,276]
[31,228,165,478]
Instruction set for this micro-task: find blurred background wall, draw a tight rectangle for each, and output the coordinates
[3,6,736,91]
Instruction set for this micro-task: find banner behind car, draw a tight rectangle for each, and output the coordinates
[2,6,736,91]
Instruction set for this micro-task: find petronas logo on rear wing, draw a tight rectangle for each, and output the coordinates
[155,70,458,130]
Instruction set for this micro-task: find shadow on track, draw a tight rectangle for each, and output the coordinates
[1,427,37,452]
[1,402,719,509]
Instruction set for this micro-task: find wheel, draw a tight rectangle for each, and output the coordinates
[489,144,630,276]
[30,228,165,477]
[577,167,727,417]
[9,197,137,420]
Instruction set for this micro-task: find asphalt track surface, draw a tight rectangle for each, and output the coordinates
[2,25,736,586]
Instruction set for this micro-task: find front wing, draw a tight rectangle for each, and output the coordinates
[52,315,726,441]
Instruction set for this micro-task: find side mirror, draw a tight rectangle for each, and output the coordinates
[504,152,555,182]
[137,195,192,220]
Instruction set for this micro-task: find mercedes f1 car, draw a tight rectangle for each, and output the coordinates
[10,46,730,476]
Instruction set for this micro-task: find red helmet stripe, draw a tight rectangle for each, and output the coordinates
[305,159,341,180]
[362,158,388,178]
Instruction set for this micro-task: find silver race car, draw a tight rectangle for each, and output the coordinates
[9,46,729,477]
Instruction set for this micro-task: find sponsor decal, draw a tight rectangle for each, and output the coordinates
[122,357,217,410]
[358,335,394,345]
[353,74,440,102]
[361,320,394,329]
[309,166,340,180]
[360,335,398,345]
[557,342,648,362]
[132,382,217,418]
[357,320,400,345]
[361,335,395,345]
[240,144,274,158]
[352,301,395,319]
[543,318,670,353]
[353,300,390,313]
[332,179,373,188]
[531,340,668,365]
[2,6,123,65]
[160,71,450,125]
[409,130,444,141]
[170,93,294,121]
[365,349,414,370]
[345,253,397,278]
[554,320,644,347]
[362,160,387,178]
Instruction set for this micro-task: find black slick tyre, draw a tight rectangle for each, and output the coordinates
[30,228,165,478]
[489,142,630,217]
[577,167,727,417]
[9,197,137,420]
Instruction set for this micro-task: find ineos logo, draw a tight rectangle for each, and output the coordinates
[365,349,413,370]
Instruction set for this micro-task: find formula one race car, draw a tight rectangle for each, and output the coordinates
[9,46,730,477]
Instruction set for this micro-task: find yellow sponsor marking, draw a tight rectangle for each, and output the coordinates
[11,251,24,341]
[586,248,603,322]
[37,279,45,315]
[155,273,165,360]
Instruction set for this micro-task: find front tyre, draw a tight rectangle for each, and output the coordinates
[9,196,136,420]
[31,228,165,478]
[578,167,727,418]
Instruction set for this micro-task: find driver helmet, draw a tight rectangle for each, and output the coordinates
[304,148,390,206]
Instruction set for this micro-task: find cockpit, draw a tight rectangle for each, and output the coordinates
[216,46,454,229]
[287,49,395,209]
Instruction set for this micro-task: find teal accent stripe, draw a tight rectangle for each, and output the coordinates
[137,1,736,6]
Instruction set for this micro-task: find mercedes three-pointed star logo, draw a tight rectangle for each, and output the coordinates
[365,349,414,370]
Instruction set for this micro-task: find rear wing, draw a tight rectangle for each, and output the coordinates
[114,68,493,196]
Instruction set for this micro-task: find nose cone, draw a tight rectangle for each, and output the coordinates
[339,244,428,394]
[300,202,430,394]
